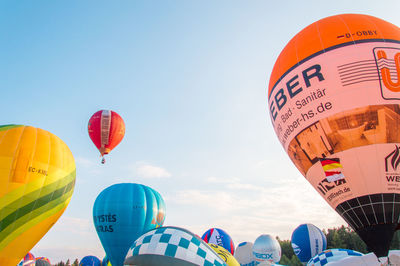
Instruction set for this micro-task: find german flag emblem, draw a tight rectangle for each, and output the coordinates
[320,158,345,182]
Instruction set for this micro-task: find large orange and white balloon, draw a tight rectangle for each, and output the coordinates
[268,14,400,257]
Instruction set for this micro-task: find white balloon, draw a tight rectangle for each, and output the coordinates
[252,235,281,264]
[235,242,255,265]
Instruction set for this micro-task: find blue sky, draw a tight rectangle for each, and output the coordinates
[2,0,400,263]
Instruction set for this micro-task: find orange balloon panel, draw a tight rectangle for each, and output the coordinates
[268,14,400,257]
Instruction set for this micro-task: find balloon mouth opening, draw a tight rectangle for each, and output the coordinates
[99,148,111,155]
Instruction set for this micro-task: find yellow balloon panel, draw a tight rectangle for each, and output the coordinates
[0,125,76,265]
[208,243,240,266]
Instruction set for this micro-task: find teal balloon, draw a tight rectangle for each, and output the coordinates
[93,183,166,266]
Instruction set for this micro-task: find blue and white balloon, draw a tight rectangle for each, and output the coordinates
[202,228,235,255]
[291,223,327,263]
[252,235,281,264]
[307,249,364,266]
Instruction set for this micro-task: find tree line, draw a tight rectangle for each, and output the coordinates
[53,259,79,266]
[52,225,400,266]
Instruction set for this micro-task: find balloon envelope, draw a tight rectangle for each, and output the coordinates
[252,235,281,264]
[202,228,235,255]
[102,256,112,266]
[324,252,380,266]
[79,255,101,266]
[125,226,227,266]
[35,259,51,266]
[93,183,166,266]
[208,243,240,266]
[0,125,76,265]
[267,13,400,257]
[21,260,35,266]
[291,224,327,263]
[24,252,35,261]
[88,110,125,162]
[307,249,363,266]
[234,242,255,266]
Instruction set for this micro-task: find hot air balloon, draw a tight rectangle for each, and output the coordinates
[267,13,400,257]
[0,124,76,265]
[291,224,327,264]
[80,255,102,266]
[307,249,363,266]
[209,243,240,266]
[24,252,35,262]
[102,256,112,266]
[88,110,125,164]
[324,252,380,266]
[35,259,51,266]
[124,226,227,266]
[234,242,255,266]
[202,228,235,255]
[252,235,281,264]
[35,257,51,266]
[18,260,35,266]
[93,183,166,266]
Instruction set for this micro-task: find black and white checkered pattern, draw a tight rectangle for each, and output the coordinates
[129,226,227,266]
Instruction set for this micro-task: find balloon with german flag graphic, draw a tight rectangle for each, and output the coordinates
[268,14,400,257]
[0,124,76,265]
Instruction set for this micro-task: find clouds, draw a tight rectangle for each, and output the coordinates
[131,161,172,179]
[30,216,104,262]
[167,173,346,242]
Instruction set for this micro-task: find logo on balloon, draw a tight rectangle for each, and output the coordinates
[375,47,400,99]
[320,158,345,182]
[385,145,400,172]
[291,243,301,256]
[385,146,400,184]
[253,252,274,261]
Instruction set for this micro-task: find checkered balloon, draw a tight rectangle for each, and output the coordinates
[306,248,363,266]
[125,226,227,266]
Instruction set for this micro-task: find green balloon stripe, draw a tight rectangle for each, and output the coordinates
[0,178,75,236]
[0,125,23,132]
[0,170,76,220]
[0,188,74,250]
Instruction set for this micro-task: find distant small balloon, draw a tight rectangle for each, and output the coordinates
[252,235,281,264]
[234,242,255,266]
[291,224,327,263]
[79,255,101,266]
[202,228,235,255]
[35,257,51,266]
[88,110,125,164]
[102,256,112,266]
[24,252,35,262]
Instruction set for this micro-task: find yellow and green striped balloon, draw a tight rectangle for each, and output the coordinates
[0,124,76,265]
